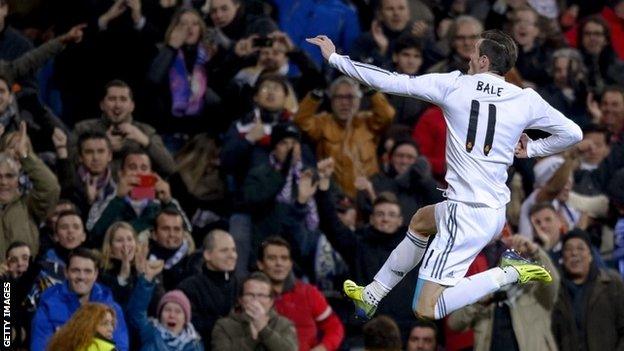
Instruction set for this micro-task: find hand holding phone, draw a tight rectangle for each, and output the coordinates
[130,174,157,200]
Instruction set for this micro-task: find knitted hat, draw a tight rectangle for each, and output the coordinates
[158,290,191,324]
[270,122,301,149]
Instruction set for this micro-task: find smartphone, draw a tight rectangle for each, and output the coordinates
[130,174,157,200]
[253,37,273,48]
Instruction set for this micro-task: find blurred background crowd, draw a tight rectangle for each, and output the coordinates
[0,0,623,350]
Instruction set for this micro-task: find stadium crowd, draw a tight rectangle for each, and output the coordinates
[0,0,623,350]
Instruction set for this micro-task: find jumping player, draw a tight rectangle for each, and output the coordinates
[306,30,583,320]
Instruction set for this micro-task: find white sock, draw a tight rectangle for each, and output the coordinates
[433,267,519,319]
[363,230,429,305]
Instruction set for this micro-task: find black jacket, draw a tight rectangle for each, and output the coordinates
[177,265,239,350]
[315,188,420,338]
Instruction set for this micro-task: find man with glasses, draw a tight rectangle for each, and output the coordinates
[428,15,483,74]
[212,271,298,350]
[294,76,395,198]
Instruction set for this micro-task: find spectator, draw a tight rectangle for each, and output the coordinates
[0,73,67,153]
[448,234,560,351]
[314,158,418,339]
[206,0,277,45]
[169,134,227,241]
[511,6,550,88]
[54,130,116,229]
[576,16,624,93]
[518,154,581,238]
[552,230,624,351]
[362,315,402,351]
[148,8,223,138]
[587,85,624,141]
[406,320,439,351]
[72,80,176,177]
[99,221,162,312]
[351,0,415,67]
[257,236,344,351]
[574,124,611,195]
[295,76,395,198]
[0,241,37,349]
[127,258,204,351]
[242,122,318,264]
[32,210,87,298]
[147,207,196,291]
[221,75,300,190]
[38,199,79,258]
[178,229,239,350]
[211,271,298,350]
[428,15,483,73]
[271,0,360,65]
[369,139,443,227]
[88,147,189,246]
[0,0,34,88]
[31,248,128,351]
[386,35,428,127]
[0,122,60,257]
[230,30,325,106]
[45,302,118,351]
[538,48,591,129]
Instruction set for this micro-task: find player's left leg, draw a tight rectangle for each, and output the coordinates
[344,204,439,318]
[412,202,551,320]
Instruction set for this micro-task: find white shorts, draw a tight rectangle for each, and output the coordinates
[418,200,506,286]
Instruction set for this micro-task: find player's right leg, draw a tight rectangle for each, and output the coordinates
[343,203,439,319]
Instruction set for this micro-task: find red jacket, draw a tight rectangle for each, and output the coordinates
[274,279,344,351]
[412,105,447,181]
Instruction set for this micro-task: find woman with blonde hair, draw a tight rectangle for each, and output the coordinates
[46,302,117,351]
[99,222,163,313]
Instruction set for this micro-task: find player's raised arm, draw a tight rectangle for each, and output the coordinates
[306,35,451,103]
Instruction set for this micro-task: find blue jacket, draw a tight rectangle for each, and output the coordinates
[272,0,360,65]
[30,281,129,351]
[127,276,204,351]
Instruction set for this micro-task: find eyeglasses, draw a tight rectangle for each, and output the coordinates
[242,292,272,300]
[583,31,605,37]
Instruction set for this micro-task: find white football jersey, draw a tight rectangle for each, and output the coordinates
[329,54,583,208]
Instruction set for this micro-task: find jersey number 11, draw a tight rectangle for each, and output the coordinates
[466,99,496,156]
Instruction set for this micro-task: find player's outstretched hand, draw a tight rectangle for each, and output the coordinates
[514,133,530,158]
[305,35,336,61]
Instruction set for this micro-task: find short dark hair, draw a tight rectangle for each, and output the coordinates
[155,207,183,229]
[258,236,291,261]
[254,74,290,97]
[479,30,518,75]
[529,201,557,218]
[5,241,29,259]
[373,191,401,208]
[577,15,611,48]
[77,130,112,155]
[55,209,83,233]
[68,248,101,270]
[582,123,611,144]
[392,35,423,55]
[102,79,133,101]
[240,271,274,297]
[121,146,151,170]
[410,319,438,334]
[363,315,402,351]
[602,85,624,100]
